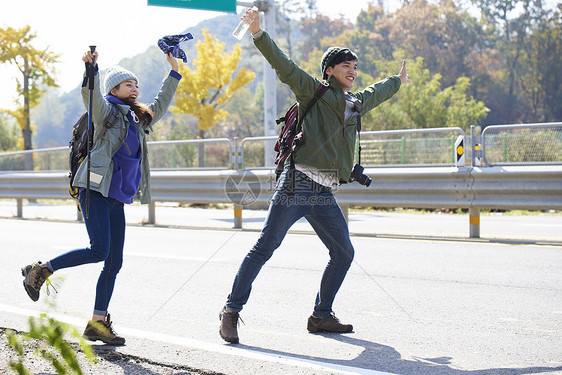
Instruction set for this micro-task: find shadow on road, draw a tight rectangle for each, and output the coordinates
[238,334,562,375]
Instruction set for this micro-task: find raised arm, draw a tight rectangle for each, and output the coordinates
[399,59,411,84]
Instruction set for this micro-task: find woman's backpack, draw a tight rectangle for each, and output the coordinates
[68,105,120,200]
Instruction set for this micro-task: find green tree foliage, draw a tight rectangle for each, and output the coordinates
[514,4,562,122]
[471,0,561,123]
[299,0,559,125]
[351,3,395,71]
[0,113,18,151]
[362,57,489,131]
[297,4,488,131]
[298,13,353,62]
[347,1,486,92]
[0,25,59,169]
[393,0,485,88]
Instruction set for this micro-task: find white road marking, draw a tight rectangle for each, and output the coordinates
[0,303,398,375]
[125,251,224,262]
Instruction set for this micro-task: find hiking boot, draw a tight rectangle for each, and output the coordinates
[307,312,353,333]
[21,262,53,302]
[219,306,240,344]
[83,314,126,346]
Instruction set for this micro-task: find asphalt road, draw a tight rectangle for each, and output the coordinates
[0,204,561,375]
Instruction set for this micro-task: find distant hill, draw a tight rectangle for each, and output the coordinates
[33,13,259,147]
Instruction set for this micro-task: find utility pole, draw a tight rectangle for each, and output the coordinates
[262,0,277,167]
[240,0,276,166]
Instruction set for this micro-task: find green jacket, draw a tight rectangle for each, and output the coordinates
[73,71,180,203]
[254,31,401,182]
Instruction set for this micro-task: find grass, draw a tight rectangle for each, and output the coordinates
[348,206,561,216]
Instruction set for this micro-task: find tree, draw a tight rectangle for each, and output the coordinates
[350,3,396,73]
[376,0,485,88]
[362,57,489,131]
[299,13,352,62]
[473,0,524,121]
[221,86,263,139]
[469,0,562,123]
[171,29,255,167]
[0,25,59,169]
[511,3,562,122]
[0,113,18,151]
[277,0,303,59]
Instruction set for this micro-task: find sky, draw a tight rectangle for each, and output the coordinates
[0,0,390,110]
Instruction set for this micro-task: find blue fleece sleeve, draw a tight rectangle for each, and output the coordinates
[169,70,182,81]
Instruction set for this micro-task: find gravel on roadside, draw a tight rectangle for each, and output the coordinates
[0,327,225,375]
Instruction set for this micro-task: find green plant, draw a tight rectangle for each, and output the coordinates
[6,313,96,375]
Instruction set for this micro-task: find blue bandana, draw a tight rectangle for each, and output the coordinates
[158,33,193,63]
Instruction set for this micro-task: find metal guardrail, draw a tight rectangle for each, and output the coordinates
[1,165,561,237]
[3,166,559,209]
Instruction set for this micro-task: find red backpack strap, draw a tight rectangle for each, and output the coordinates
[295,81,330,133]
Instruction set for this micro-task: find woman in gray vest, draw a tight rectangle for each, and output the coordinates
[21,49,182,346]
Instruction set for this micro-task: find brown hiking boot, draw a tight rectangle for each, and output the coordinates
[307,312,353,333]
[21,262,53,302]
[83,314,126,346]
[219,306,240,344]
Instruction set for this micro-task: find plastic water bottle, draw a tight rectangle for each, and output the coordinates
[232,6,259,40]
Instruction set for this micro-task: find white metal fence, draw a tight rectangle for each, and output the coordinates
[480,122,562,166]
[2,123,561,171]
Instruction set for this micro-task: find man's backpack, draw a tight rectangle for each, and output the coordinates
[274,82,329,179]
[68,105,120,199]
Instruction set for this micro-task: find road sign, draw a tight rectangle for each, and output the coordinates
[455,135,465,167]
[147,0,236,13]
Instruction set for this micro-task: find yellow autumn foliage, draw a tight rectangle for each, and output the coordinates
[0,25,58,155]
[172,29,255,133]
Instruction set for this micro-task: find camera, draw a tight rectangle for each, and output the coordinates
[348,163,372,187]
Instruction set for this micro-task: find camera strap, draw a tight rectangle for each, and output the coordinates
[357,115,362,165]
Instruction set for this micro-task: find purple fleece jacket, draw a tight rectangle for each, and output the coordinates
[105,95,142,204]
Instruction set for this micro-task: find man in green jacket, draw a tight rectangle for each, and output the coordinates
[220,8,410,344]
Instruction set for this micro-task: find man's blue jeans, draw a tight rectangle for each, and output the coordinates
[48,190,125,316]
[226,167,355,318]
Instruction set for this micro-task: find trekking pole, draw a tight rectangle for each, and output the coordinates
[85,45,96,219]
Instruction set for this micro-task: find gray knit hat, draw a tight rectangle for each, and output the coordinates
[321,46,347,80]
[104,66,139,95]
